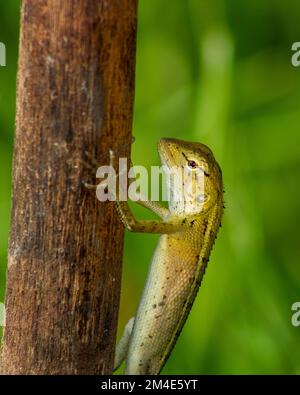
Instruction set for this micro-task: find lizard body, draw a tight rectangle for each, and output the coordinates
[112,138,224,374]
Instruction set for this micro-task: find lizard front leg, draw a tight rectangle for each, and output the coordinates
[134,199,169,220]
[105,149,177,233]
[84,150,170,220]
[85,180,170,224]
[109,149,170,221]
[114,200,180,234]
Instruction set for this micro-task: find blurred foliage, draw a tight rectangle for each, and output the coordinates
[1,0,300,374]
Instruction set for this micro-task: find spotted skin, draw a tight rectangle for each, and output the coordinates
[114,138,224,375]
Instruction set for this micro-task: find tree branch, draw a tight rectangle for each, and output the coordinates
[1,0,137,374]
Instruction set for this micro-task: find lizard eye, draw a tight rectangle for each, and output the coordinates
[188,160,198,169]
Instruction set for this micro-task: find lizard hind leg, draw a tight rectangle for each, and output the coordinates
[113,317,135,372]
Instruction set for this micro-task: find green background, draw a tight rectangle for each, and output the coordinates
[1,1,300,374]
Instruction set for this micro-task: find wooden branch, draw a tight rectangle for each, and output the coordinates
[1,0,137,374]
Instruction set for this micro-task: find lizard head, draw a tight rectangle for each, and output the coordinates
[158,138,223,214]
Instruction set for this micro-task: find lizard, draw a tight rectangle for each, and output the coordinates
[87,137,224,374]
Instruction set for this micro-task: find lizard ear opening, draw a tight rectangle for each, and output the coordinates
[197,193,209,203]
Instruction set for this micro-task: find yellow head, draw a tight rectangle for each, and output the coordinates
[158,138,223,214]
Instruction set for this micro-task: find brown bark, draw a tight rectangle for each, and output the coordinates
[1,0,137,374]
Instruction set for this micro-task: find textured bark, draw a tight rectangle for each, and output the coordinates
[1,0,137,374]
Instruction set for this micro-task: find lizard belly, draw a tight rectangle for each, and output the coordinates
[125,233,198,375]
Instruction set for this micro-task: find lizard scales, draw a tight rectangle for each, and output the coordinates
[113,138,224,374]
